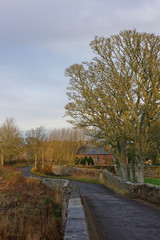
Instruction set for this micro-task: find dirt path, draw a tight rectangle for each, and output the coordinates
[20,167,160,240]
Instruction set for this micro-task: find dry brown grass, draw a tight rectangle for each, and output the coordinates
[0,167,62,240]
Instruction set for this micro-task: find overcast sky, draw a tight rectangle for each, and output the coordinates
[0,0,160,131]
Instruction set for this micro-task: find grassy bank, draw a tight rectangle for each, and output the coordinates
[0,167,62,240]
[144,178,160,186]
[31,168,102,184]
[31,168,160,186]
[31,169,131,198]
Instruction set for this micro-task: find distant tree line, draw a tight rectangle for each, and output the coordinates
[0,115,159,181]
[0,118,85,173]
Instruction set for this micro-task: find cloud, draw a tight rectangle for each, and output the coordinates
[0,0,159,56]
[0,0,93,45]
[115,0,160,33]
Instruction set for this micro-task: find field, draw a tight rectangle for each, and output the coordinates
[144,178,160,186]
[0,167,62,240]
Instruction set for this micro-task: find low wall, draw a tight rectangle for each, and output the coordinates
[52,165,160,178]
[42,179,71,232]
[42,178,90,239]
[43,178,70,191]
[102,170,160,205]
[144,166,160,178]
[129,184,160,204]
[64,184,89,240]
[52,165,100,178]
[74,167,100,178]
[52,166,76,176]
[103,170,134,190]
[51,166,160,205]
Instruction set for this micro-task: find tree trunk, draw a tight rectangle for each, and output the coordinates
[129,161,135,182]
[119,161,128,180]
[130,152,144,183]
[34,153,38,170]
[1,153,4,166]
[119,139,128,180]
[42,152,45,172]
[134,160,144,184]
[115,162,121,177]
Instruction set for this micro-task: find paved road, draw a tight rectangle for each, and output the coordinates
[73,181,160,240]
[19,166,44,179]
[20,167,160,240]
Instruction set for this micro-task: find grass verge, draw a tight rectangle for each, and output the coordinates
[31,168,130,197]
[30,168,160,202]
[31,168,102,184]
[0,167,62,240]
[144,178,160,186]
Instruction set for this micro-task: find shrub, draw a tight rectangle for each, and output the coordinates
[74,156,94,165]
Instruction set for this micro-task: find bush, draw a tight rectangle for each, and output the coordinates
[74,157,80,165]
[74,156,94,165]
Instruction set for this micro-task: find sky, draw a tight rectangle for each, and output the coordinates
[0,0,160,131]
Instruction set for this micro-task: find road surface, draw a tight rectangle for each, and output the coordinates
[20,167,160,240]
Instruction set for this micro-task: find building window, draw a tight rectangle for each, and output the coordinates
[105,156,108,163]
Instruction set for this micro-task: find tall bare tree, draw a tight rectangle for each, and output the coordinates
[0,118,22,166]
[65,29,160,183]
[25,126,47,170]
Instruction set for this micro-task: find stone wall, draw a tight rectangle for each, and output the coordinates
[52,165,100,178]
[52,165,160,178]
[102,170,133,190]
[102,170,160,205]
[42,178,90,239]
[74,167,100,178]
[42,178,71,232]
[52,166,76,176]
[144,166,160,178]
[51,166,160,205]
[129,183,160,204]
[64,184,89,240]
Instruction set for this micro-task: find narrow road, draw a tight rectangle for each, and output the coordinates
[20,167,160,240]
[73,181,160,240]
[19,166,43,178]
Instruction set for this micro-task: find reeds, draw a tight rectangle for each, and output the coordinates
[0,167,62,240]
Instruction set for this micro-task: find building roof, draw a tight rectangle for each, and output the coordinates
[76,145,111,155]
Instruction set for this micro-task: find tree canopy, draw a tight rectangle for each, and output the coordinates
[65,29,160,183]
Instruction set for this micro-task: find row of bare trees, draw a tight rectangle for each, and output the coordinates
[26,127,84,172]
[0,118,85,171]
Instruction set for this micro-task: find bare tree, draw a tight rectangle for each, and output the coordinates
[25,126,47,170]
[0,118,22,166]
[65,29,160,183]
[46,128,84,165]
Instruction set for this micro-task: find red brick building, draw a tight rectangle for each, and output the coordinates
[76,145,114,166]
